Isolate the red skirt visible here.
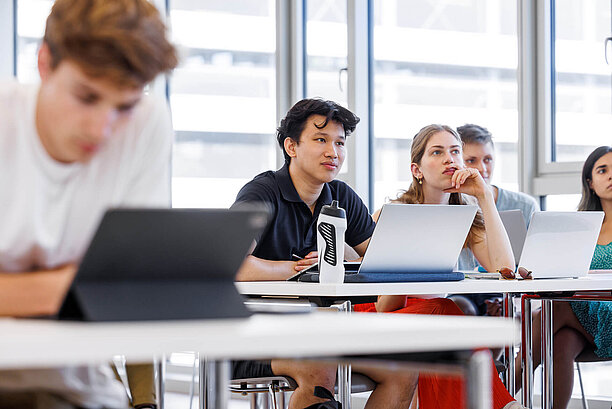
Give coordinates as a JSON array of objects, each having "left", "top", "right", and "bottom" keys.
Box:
[{"left": 354, "top": 298, "right": 514, "bottom": 409}]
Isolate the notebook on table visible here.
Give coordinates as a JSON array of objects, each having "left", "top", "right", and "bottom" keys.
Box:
[
  {"left": 59, "top": 208, "right": 268, "bottom": 321},
  {"left": 290, "top": 204, "right": 477, "bottom": 283}
]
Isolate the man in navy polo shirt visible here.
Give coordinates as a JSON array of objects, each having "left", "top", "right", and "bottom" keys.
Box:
[{"left": 231, "top": 99, "right": 417, "bottom": 409}]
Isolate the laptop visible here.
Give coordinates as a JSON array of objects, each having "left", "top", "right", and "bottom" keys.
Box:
[
  {"left": 59, "top": 208, "right": 268, "bottom": 321},
  {"left": 499, "top": 209, "right": 528, "bottom": 265},
  {"left": 291, "top": 204, "right": 477, "bottom": 282},
  {"left": 517, "top": 211, "right": 604, "bottom": 279}
]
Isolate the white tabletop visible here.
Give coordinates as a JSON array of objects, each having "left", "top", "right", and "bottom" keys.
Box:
[
  {"left": 236, "top": 272, "right": 612, "bottom": 298},
  {"left": 0, "top": 312, "right": 516, "bottom": 370}
]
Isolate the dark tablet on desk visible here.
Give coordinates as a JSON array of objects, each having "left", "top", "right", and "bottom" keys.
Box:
[{"left": 59, "top": 208, "right": 268, "bottom": 322}]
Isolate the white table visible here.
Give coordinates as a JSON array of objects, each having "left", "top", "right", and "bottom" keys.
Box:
[
  {"left": 0, "top": 312, "right": 515, "bottom": 409},
  {"left": 238, "top": 272, "right": 612, "bottom": 408},
  {"left": 236, "top": 272, "right": 612, "bottom": 298}
]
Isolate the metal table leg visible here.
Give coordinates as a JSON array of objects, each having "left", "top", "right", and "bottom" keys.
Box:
[
  {"left": 521, "top": 295, "right": 533, "bottom": 408},
  {"left": 503, "top": 293, "right": 516, "bottom": 396},
  {"left": 200, "top": 358, "right": 230, "bottom": 409},
  {"left": 466, "top": 349, "right": 492, "bottom": 409},
  {"left": 156, "top": 354, "right": 166, "bottom": 409},
  {"left": 541, "top": 299, "right": 554, "bottom": 409},
  {"left": 334, "top": 300, "right": 352, "bottom": 409}
]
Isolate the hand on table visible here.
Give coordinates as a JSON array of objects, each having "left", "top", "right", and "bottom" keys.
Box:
[{"left": 294, "top": 251, "right": 318, "bottom": 271}]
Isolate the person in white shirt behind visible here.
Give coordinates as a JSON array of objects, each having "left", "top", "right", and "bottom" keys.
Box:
[{"left": 0, "top": 0, "right": 178, "bottom": 408}]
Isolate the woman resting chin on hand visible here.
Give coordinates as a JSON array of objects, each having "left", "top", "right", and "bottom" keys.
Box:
[{"left": 355, "top": 124, "right": 520, "bottom": 409}]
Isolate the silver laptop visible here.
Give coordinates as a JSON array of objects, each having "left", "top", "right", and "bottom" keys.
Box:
[
  {"left": 518, "top": 211, "right": 604, "bottom": 279},
  {"left": 499, "top": 209, "right": 528, "bottom": 265},
  {"left": 359, "top": 204, "right": 478, "bottom": 274}
]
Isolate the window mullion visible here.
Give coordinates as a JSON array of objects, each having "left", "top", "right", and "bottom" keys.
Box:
[
  {"left": 276, "top": 0, "right": 305, "bottom": 169},
  {"left": 346, "top": 0, "right": 372, "bottom": 209},
  {"left": 517, "top": 0, "right": 538, "bottom": 196}
]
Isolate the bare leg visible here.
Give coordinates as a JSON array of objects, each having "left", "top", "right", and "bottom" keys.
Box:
[
  {"left": 514, "top": 302, "right": 596, "bottom": 389},
  {"left": 552, "top": 328, "right": 590, "bottom": 409},
  {"left": 448, "top": 295, "right": 478, "bottom": 316},
  {"left": 351, "top": 365, "right": 417, "bottom": 409},
  {"left": 271, "top": 360, "right": 336, "bottom": 409}
]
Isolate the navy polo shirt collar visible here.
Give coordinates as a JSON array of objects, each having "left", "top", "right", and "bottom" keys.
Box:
[
  {"left": 276, "top": 164, "right": 333, "bottom": 208},
  {"left": 276, "top": 164, "right": 302, "bottom": 203}
]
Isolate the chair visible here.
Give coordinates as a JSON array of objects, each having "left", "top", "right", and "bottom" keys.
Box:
[
  {"left": 230, "top": 373, "right": 376, "bottom": 409},
  {"left": 532, "top": 293, "right": 612, "bottom": 409},
  {"left": 574, "top": 348, "right": 610, "bottom": 409}
]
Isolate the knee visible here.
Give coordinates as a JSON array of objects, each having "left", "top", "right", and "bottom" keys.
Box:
[
  {"left": 448, "top": 295, "right": 478, "bottom": 316},
  {"left": 371, "top": 370, "right": 417, "bottom": 389},
  {"left": 375, "top": 373, "right": 418, "bottom": 402},
  {"left": 554, "top": 328, "right": 587, "bottom": 361},
  {"left": 291, "top": 364, "right": 336, "bottom": 390}
]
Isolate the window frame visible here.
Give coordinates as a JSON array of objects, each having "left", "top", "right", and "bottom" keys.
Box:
[
  {"left": 528, "top": 0, "right": 610, "bottom": 197},
  {"left": 5, "top": 0, "right": 610, "bottom": 206}
]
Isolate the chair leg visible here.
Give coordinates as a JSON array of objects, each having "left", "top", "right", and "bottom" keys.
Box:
[
  {"left": 278, "top": 390, "right": 288, "bottom": 409},
  {"left": 576, "top": 362, "right": 588, "bottom": 409},
  {"left": 268, "top": 384, "right": 279, "bottom": 409},
  {"left": 156, "top": 355, "right": 165, "bottom": 409},
  {"left": 252, "top": 392, "right": 270, "bottom": 409}
]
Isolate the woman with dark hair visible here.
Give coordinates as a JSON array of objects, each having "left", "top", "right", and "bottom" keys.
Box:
[
  {"left": 514, "top": 146, "right": 612, "bottom": 408},
  {"left": 355, "top": 124, "right": 523, "bottom": 409}
]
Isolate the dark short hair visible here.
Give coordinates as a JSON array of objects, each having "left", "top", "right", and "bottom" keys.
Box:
[
  {"left": 277, "top": 99, "right": 360, "bottom": 163},
  {"left": 457, "top": 124, "right": 494, "bottom": 147},
  {"left": 578, "top": 145, "right": 612, "bottom": 211}
]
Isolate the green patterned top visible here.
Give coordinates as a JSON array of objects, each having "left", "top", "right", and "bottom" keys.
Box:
[
  {"left": 590, "top": 241, "right": 612, "bottom": 270},
  {"left": 569, "top": 242, "right": 612, "bottom": 358}
]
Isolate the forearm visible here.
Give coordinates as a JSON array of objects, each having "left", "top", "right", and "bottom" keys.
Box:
[
  {"left": 476, "top": 191, "right": 515, "bottom": 270},
  {"left": 235, "top": 255, "right": 297, "bottom": 281},
  {"left": 0, "top": 264, "right": 77, "bottom": 317}
]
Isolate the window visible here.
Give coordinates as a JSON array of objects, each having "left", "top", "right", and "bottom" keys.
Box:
[
  {"left": 551, "top": 0, "right": 611, "bottom": 163},
  {"left": 306, "top": 0, "right": 348, "bottom": 107},
  {"left": 15, "top": 0, "right": 52, "bottom": 82},
  {"left": 544, "top": 194, "right": 581, "bottom": 211},
  {"left": 372, "top": 0, "right": 519, "bottom": 209},
  {"left": 305, "top": 0, "right": 349, "bottom": 177},
  {"left": 168, "top": 0, "right": 277, "bottom": 208}
]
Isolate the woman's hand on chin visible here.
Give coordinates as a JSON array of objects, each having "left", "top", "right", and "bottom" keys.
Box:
[{"left": 443, "top": 167, "right": 491, "bottom": 200}]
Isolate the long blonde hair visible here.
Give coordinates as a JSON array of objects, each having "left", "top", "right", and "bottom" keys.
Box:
[{"left": 393, "top": 124, "right": 485, "bottom": 247}]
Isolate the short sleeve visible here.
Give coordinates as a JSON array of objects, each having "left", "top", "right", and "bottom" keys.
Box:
[
  {"left": 231, "top": 178, "right": 278, "bottom": 248},
  {"left": 523, "top": 196, "right": 540, "bottom": 227},
  {"left": 232, "top": 179, "right": 277, "bottom": 215},
  {"left": 341, "top": 185, "right": 375, "bottom": 247}
]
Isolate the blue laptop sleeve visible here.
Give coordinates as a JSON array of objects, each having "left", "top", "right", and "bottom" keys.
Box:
[{"left": 297, "top": 271, "right": 464, "bottom": 283}]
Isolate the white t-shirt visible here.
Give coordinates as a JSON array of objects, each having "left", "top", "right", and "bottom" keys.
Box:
[{"left": 0, "top": 80, "right": 173, "bottom": 408}]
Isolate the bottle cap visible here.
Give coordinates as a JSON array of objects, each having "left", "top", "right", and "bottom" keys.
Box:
[{"left": 320, "top": 200, "right": 346, "bottom": 218}]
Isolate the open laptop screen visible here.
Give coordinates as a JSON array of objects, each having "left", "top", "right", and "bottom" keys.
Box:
[{"left": 359, "top": 204, "right": 477, "bottom": 274}]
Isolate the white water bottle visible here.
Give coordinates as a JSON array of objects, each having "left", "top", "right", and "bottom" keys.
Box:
[{"left": 317, "top": 200, "right": 347, "bottom": 283}]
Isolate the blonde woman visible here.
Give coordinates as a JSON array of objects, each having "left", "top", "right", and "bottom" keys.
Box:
[{"left": 355, "top": 124, "right": 521, "bottom": 409}]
